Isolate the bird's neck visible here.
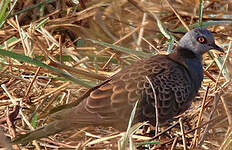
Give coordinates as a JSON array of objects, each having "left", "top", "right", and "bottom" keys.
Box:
[
  {"left": 168, "top": 46, "right": 203, "bottom": 89},
  {"left": 168, "top": 46, "right": 202, "bottom": 66},
  {"left": 169, "top": 46, "right": 202, "bottom": 60}
]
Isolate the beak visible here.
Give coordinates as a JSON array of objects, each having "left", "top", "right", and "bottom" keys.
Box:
[{"left": 212, "top": 43, "right": 224, "bottom": 53}]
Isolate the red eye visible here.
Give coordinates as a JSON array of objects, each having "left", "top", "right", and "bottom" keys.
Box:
[{"left": 197, "top": 36, "right": 207, "bottom": 44}]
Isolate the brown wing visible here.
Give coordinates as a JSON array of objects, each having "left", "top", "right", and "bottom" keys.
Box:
[{"left": 56, "top": 55, "right": 194, "bottom": 129}]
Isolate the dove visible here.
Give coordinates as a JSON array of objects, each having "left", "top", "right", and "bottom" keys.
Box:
[{"left": 12, "top": 28, "right": 224, "bottom": 144}]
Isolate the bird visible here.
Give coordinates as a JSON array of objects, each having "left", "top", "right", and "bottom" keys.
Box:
[{"left": 12, "top": 28, "right": 224, "bottom": 144}]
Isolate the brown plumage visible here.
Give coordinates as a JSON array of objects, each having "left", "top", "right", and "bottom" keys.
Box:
[{"left": 12, "top": 28, "right": 224, "bottom": 144}]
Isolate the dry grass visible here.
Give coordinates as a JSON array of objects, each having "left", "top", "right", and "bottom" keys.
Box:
[{"left": 0, "top": 0, "right": 232, "bottom": 149}]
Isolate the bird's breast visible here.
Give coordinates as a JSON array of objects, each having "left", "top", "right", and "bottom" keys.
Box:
[{"left": 185, "top": 58, "right": 203, "bottom": 90}]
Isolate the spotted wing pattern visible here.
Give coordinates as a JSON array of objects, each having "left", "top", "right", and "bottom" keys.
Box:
[{"left": 66, "top": 55, "right": 195, "bottom": 129}]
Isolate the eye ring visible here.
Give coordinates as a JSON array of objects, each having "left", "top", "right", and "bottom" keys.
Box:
[{"left": 197, "top": 36, "right": 207, "bottom": 44}]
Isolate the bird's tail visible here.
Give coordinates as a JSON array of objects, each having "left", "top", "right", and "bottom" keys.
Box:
[{"left": 11, "top": 120, "right": 69, "bottom": 145}]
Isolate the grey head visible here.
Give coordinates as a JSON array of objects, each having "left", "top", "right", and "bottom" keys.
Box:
[{"left": 178, "top": 28, "right": 224, "bottom": 55}]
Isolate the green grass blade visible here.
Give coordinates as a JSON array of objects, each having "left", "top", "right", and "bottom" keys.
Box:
[
  {"left": 36, "top": 17, "right": 49, "bottom": 29},
  {"left": 0, "top": 0, "right": 17, "bottom": 28},
  {"left": 31, "top": 113, "right": 38, "bottom": 128},
  {"left": 121, "top": 100, "right": 139, "bottom": 150},
  {"left": 0, "top": 49, "right": 94, "bottom": 88},
  {"left": 167, "top": 38, "right": 175, "bottom": 54},
  {"left": 0, "top": 36, "right": 18, "bottom": 49},
  {"left": 135, "top": 140, "right": 161, "bottom": 146},
  {"left": 199, "top": 0, "right": 204, "bottom": 27},
  {"left": 7, "top": 0, "right": 56, "bottom": 19},
  {"left": 172, "top": 21, "right": 232, "bottom": 33},
  {"left": 0, "top": 0, "right": 10, "bottom": 22},
  {"left": 151, "top": 13, "right": 176, "bottom": 41},
  {"left": 88, "top": 39, "right": 152, "bottom": 58}
]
